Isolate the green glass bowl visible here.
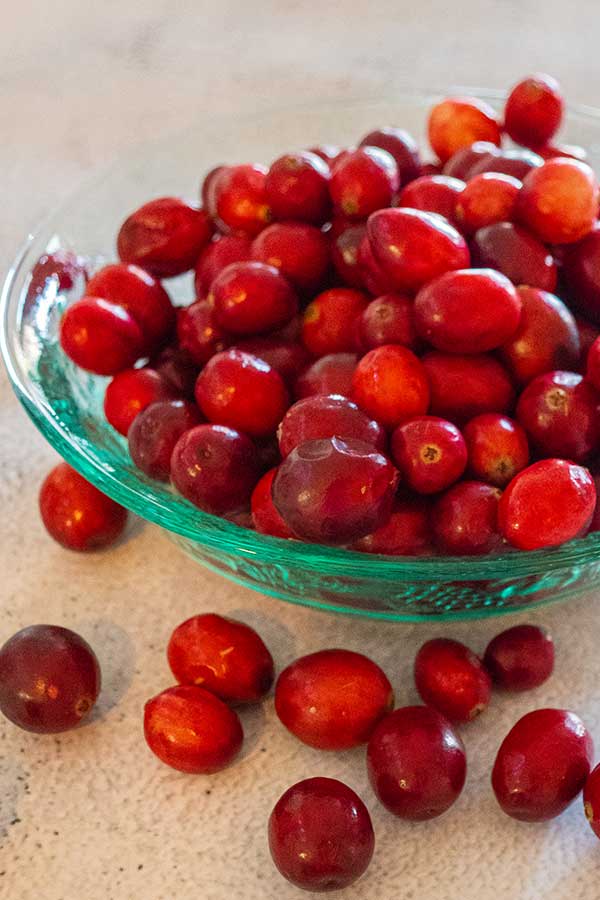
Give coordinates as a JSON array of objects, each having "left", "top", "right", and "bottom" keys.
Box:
[{"left": 3, "top": 89, "right": 600, "bottom": 621}]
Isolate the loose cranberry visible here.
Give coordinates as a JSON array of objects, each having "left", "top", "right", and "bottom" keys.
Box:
[
  {"left": 307, "top": 144, "right": 342, "bottom": 164},
  {"left": 301, "top": 288, "right": 369, "bottom": 356},
  {"left": 251, "top": 468, "right": 293, "bottom": 538},
  {"left": 432, "top": 480, "right": 503, "bottom": 555},
  {"left": 251, "top": 222, "right": 330, "bottom": 294},
  {"left": 584, "top": 764, "right": 600, "bottom": 838},
  {"left": 492, "top": 708, "right": 593, "bottom": 821},
  {"left": 210, "top": 261, "right": 297, "bottom": 337},
  {"left": 170, "top": 424, "right": 260, "bottom": 514},
  {"left": 294, "top": 353, "right": 358, "bottom": 400},
  {"left": 442, "top": 141, "right": 500, "bottom": 180},
  {"left": 195, "top": 350, "right": 289, "bottom": 438},
  {"left": 563, "top": 225, "right": 600, "bottom": 323},
  {"left": 455, "top": 173, "right": 521, "bottom": 234},
  {"left": 194, "top": 235, "right": 252, "bottom": 297},
  {"left": 200, "top": 165, "right": 225, "bottom": 211},
  {"left": 232, "top": 337, "right": 309, "bottom": 384},
  {"left": 0, "top": 625, "right": 101, "bottom": 733},
  {"left": 213, "top": 164, "right": 271, "bottom": 236},
  {"left": 398, "top": 175, "right": 465, "bottom": 226},
  {"left": 275, "top": 648, "right": 393, "bottom": 750},
  {"left": 422, "top": 352, "right": 515, "bottom": 424},
  {"left": 391, "top": 416, "right": 467, "bottom": 495},
  {"left": 176, "top": 300, "right": 229, "bottom": 366},
  {"left": 498, "top": 458, "right": 596, "bottom": 550},
  {"left": 414, "top": 638, "right": 491, "bottom": 722},
  {"left": 517, "top": 159, "right": 599, "bottom": 245},
  {"left": 167, "top": 612, "right": 273, "bottom": 703},
  {"left": 330, "top": 223, "right": 368, "bottom": 288},
  {"left": 367, "top": 705, "right": 466, "bottom": 819},
  {"left": 352, "top": 345, "right": 430, "bottom": 429},
  {"left": 499, "top": 286, "right": 580, "bottom": 385},
  {"left": 353, "top": 496, "right": 433, "bottom": 555},
  {"left": 330, "top": 147, "right": 399, "bottom": 219},
  {"left": 278, "top": 394, "right": 386, "bottom": 458},
  {"left": 539, "top": 142, "right": 588, "bottom": 162},
  {"left": 470, "top": 221, "right": 557, "bottom": 291},
  {"left": 273, "top": 436, "right": 398, "bottom": 544},
  {"left": 469, "top": 146, "right": 544, "bottom": 180},
  {"left": 128, "top": 399, "right": 200, "bottom": 481},
  {"left": 29, "top": 249, "right": 87, "bottom": 296},
  {"left": 268, "top": 777, "right": 374, "bottom": 891},
  {"left": 265, "top": 152, "right": 331, "bottom": 224},
  {"left": 367, "top": 208, "right": 470, "bottom": 293},
  {"left": 60, "top": 297, "right": 143, "bottom": 375},
  {"left": 428, "top": 97, "right": 501, "bottom": 163},
  {"left": 150, "top": 344, "right": 199, "bottom": 398},
  {"left": 359, "top": 127, "right": 421, "bottom": 184},
  {"left": 463, "top": 413, "right": 529, "bottom": 488},
  {"left": 104, "top": 368, "right": 176, "bottom": 436},
  {"left": 504, "top": 74, "right": 564, "bottom": 148},
  {"left": 357, "top": 293, "right": 417, "bottom": 350},
  {"left": 144, "top": 685, "right": 243, "bottom": 773},
  {"left": 414, "top": 269, "right": 521, "bottom": 354},
  {"left": 516, "top": 370, "right": 600, "bottom": 462},
  {"left": 357, "top": 235, "right": 397, "bottom": 295},
  {"left": 484, "top": 624, "right": 554, "bottom": 691}
]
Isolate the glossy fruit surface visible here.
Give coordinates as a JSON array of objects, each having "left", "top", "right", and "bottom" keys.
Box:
[
  {"left": 463, "top": 414, "right": 529, "bottom": 488},
  {"left": 586, "top": 336, "right": 600, "bottom": 391},
  {"left": 432, "top": 481, "right": 503, "bottom": 556},
  {"left": 398, "top": 174, "right": 465, "bottom": 226},
  {"left": 584, "top": 764, "right": 600, "bottom": 839},
  {"left": 213, "top": 164, "right": 271, "bottom": 236},
  {"left": 251, "top": 468, "right": 293, "bottom": 538},
  {"left": 469, "top": 147, "right": 543, "bottom": 181},
  {"left": 484, "top": 624, "right": 554, "bottom": 691},
  {"left": 265, "top": 151, "right": 331, "bottom": 224},
  {"left": 194, "top": 235, "right": 252, "bottom": 297},
  {"left": 60, "top": 297, "right": 143, "bottom": 375},
  {"left": 470, "top": 222, "right": 557, "bottom": 292},
  {"left": 414, "top": 638, "right": 491, "bottom": 722},
  {"left": 302, "top": 288, "right": 369, "bottom": 356},
  {"left": 563, "top": 225, "right": 600, "bottom": 324},
  {"left": 352, "top": 344, "right": 430, "bottom": 429},
  {"left": 176, "top": 300, "right": 229, "bottom": 366},
  {"left": 391, "top": 416, "right": 467, "bottom": 494},
  {"left": 517, "top": 158, "right": 599, "bottom": 244},
  {"left": 330, "top": 223, "right": 368, "bottom": 288},
  {"left": 428, "top": 97, "right": 501, "bottom": 162},
  {"left": 359, "top": 127, "right": 421, "bottom": 184},
  {"left": 104, "top": 368, "right": 176, "bottom": 436},
  {"left": 442, "top": 141, "right": 500, "bottom": 180},
  {"left": 278, "top": 394, "right": 385, "bottom": 458},
  {"left": 210, "top": 261, "right": 297, "bottom": 336},
  {"left": 455, "top": 173, "right": 521, "bottom": 234},
  {"left": 423, "top": 352, "right": 514, "bottom": 423},
  {"left": 357, "top": 293, "right": 417, "bottom": 350},
  {"left": 504, "top": 74, "right": 564, "bottom": 148},
  {"left": 353, "top": 496, "right": 432, "bottom": 555},
  {"left": 251, "top": 222, "right": 330, "bottom": 294},
  {"left": 294, "top": 353, "right": 358, "bottom": 400},
  {"left": 357, "top": 234, "right": 397, "bottom": 295},
  {"left": 232, "top": 337, "right": 309, "bottom": 385},
  {"left": 128, "top": 399, "right": 201, "bottom": 481},
  {"left": 330, "top": 147, "right": 399, "bottom": 219}
]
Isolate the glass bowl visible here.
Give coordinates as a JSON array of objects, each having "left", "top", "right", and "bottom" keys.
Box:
[{"left": 3, "top": 89, "right": 600, "bottom": 622}]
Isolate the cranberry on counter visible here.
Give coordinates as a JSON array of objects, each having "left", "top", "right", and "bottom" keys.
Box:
[
  {"left": 484, "top": 624, "right": 555, "bottom": 691},
  {"left": 584, "top": 764, "right": 600, "bottom": 839},
  {"left": 414, "top": 638, "right": 491, "bottom": 722}
]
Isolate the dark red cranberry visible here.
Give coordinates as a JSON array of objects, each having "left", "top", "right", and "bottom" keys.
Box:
[
  {"left": 463, "top": 413, "right": 529, "bottom": 488},
  {"left": 269, "top": 778, "right": 374, "bottom": 891},
  {"left": 302, "top": 288, "right": 369, "bottom": 356},
  {"left": 213, "top": 164, "right": 271, "bottom": 236},
  {"left": 391, "top": 416, "right": 467, "bottom": 494},
  {"left": 398, "top": 175, "right": 465, "bottom": 226},
  {"left": 330, "top": 147, "right": 399, "bottom": 219},
  {"left": 484, "top": 624, "right": 554, "bottom": 691},
  {"left": 357, "top": 293, "right": 417, "bottom": 350},
  {"left": 28, "top": 249, "right": 87, "bottom": 297},
  {"left": 442, "top": 141, "right": 500, "bottom": 180},
  {"left": 432, "top": 480, "right": 503, "bottom": 555},
  {"left": 251, "top": 468, "right": 293, "bottom": 538},
  {"left": 353, "top": 496, "right": 433, "bottom": 555},
  {"left": 0, "top": 625, "right": 100, "bottom": 733},
  {"left": 584, "top": 764, "right": 600, "bottom": 838},
  {"left": 200, "top": 165, "right": 225, "bottom": 211},
  {"left": 272, "top": 436, "right": 398, "bottom": 544},
  {"left": 455, "top": 173, "right": 521, "bottom": 234},
  {"left": 563, "top": 225, "right": 600, "bottom": 324},
  {"left": 428, "top": 97, "right": 501, "bottom": 163},
  {"left": 294, "top": 353, "right": 358, "bottom": 400},
  {"left": 330, "top": 223, "right": 368, "bottom": 288},
  {"left": 492, "top": 709, "right": 593, "bottom": 821},
  {"left": 251, "top": 222, "right": 330, "bottom": 294},
  {"left": 60, "top": 297, "right": 143, "bottom": 375},
  {"left": 419, "top": 162, "right": 442, "bottom": 176},
  {"left": 469, "top": 147, "right": 544, "bottom": 180},
  {"left": 307, "top": 144, "right": 342, "bottom": 164},
  {"left": 275, "top": 649, "right": 393, "bottom": 750},
  {"left": 470, "top": 221, "right": 557, "bottom": 291},
  {"left": 210, "top": 261, "right": 297, "bottom": 336},
  {"left": 278, "top": 394, "right": 385, "bottom": 458},
  {"left": 587, "top": 336, "right": 600, "bottom": 392},
  {"left": 504, "top": 74, "right": 564, "bottom": 148},
  {"left": 176, "top": 300, "right": 229, "bottom": 366},
  {"left": 367, "top": 705, "right": 467, "bottom": 819},
  {"left": 194, "top": 235, "right": 252, "bottom": 297},
  {"left": 104, "top": 368, "right": 176, "bottom": 436},
  {"left": 128, "top": 399, "right": 200, "bottom": 481},
  {"left": 517, "top": 158, "right": 599, "bottom": 245},
  {"left": 414, "top": 638, "right": 491, "bottom": 722},
  {"left": 357, "top": 235, "right": 397, "bottom": 295},
  {"left": 232, "top": 337, "right": 309, "bottom": 384},
  {"left": 359, "top": 127, "right": 421, "bottom": 184},
  {"left": 422, "top": 352, "right": 515, "bottom": 424},
  {"left": 539, "top": 142, "right": 588, "bottom": 162},
  {"left": 149, "top": 344, "right": 199, "bottom": 398},
  {"left": 352, "top": 344, "right": 430, "bottom": 429},
  {"left": 265, "top": 152, "right": 331, "bottom": 224}
]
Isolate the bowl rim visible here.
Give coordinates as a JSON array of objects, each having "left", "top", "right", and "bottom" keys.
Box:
[{"left": 3, "top": 87, "right": 600, "bottom": 582}]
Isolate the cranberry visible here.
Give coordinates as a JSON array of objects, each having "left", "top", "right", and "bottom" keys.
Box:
[
  {"left": 504, "top": 74, "right": 564, "bottom": 148},
  {"left": 232, "top": 337, "right": 309, "bottom": 384},
  {"left": 294, "top": 353, "right": 357, "bottom": 400},
  {"left": 128, "top": 399, "right": 200, "bottom": 481},
  {"left": 330, "top": 223, "right": 368, "bottom": 288},
  {"left": 167, "top": 612, "right": 273, "bottom": 703},
  {"left": 144, "top": 685, "right": 243, "bottom": 773},
  {"left": 442, "top": 141, "right": 500, "bottom": 180},
  {"left": 463, "top": 413, "right": 529, "bottom": 488},
  {"left": 301, "top": 288, "right": 368, "bottom": 356},
  {"left": 307, "top": 144, "right": 342, "bottom": 164},
  {"left": 210, "top": 261, "right": 297, "bottom": 336},
  {"left": 470, "top": 222, "right": 557, "bottom": 291},
  {"left": 176, "top": 300, "right": 229, "bottom": 366},
  {"left": 353, "top": 496, "right": 432, "bottom": 555},
  {"left": 422, "top": 352, "right": 515, "bottom": 424},
  {"left": 484, "top": 624, "right": 554, "bottom": 691},
  {"left": 577, "top": 317, "right": 600, "bottom": 367},
  {"left": 0, "top": 625, "right": 100, "bottom": 733},
  {"left": 419, "top": 163, "right": 443, "bottom": 176},
  {"left": 330, "top": 147, "right": 399, "bottom": 219},
  {"left": 539, "top": 142, "right": 588, "bottom": 162},
  {"left": 517, "top": 159, "right": 599, "bottom": 245},
  {"left": 367, "top": 705, "right": 466, "bottom": 819},
  {"left": 39, "top": 462, "right": 126, "bottom": 551},
  {"left": 251, "top": 468, "right": 293, "bottom": 538},
  {"left": 213, "top": 164, "right": 271, "bottom": 236},
  {"left": 432, "top": 480, "right": 503, "bottom": 556},
  {"left": 367, "top": 208, "right": 470, "bottom": 293},
  {"left": 29, "top": 249, "right": 87, "bottom": 296},
  {"left": 500, "top": 286, "right": 580, "bottom": 385},
  {"left": 171, "top": 424, "right": 260, "bottom": 514},
  {"left": 398, "top": 175, "right": 465, "bottom": 226},
  {"left": 268, "top": 777, "right": 374, "bottom": 891},
  {"left": 194, "top": 235, "right": 252, "bottom": 297},
  {"left": 275, "top": 648, "right": 393, "bottom": 750},
  {"left": 587, "top": 336, "right": 600, "bottom": 392},
  {"left": 455, "top": 173, "right": 521, "bottom": 234},
  {"left": 251, "top": 222, "right": 330, "bottom": 294},
  {"left": 359, "top": 127, "right": 421, "bottom": 184},
  {"left": 492, "top": 708, "right": 593, "bottom": 821},
  {"left": 150, "top": 344, "right": 199, "bottom": 398},
  {"left": 104, "top": 368, "right": 176, "bottom": 436},
  {"left": 357, "top": 293, "right": 417, "bottom": 351},
  {"left": 265, "top": 152, "right": 331, "bottom": 224},
  {"left": 278, "top": 394, "right": 386, "bottom": 458},
  {"left": 428, "top": 97, "right": 501, "bottom": 163},
  {"left": 60, "top": 297, "right": 143, "bottom": 375},
  {"left": 357, "top": 235, "right": 397, "bottom": 295},
  {"left": 273, "top": 436, "right": 398, "bottom": 544},
  {"left": 469, "top": 146, "right": 544, "bottom": 180},
  {"left": 391, "top": 416, "right": 467, "bottom": 495},
  {"left": 200, "top": 165, "right": 225, "bottom": 211},
  {"left": 563, "top": 225, "right": 600, "bottom": 323},
  {"left": 352, "top": 345, "right": 430, "bottom": 429},
  {"left": 584, "top": 764, "right": 600, "bottom": 838},
  {"left": 414, "top": 638, "right": 491, "bottom": 722}
]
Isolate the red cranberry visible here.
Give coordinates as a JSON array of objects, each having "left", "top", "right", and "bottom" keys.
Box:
[
  {"left": 517, "top": 159, "right": 599, "bottom": 244},
  {"left": 587, "top": 336, "right": 600, "bottom": 391},
  {"left": 330, "top": 147, "right": 399, "bottom": 219},
  {"left": 210, "top": 261, "right": 297, "bottom": 336},
  {"left": 432, "top": 480, "right": 503, "bottom": 555},
  {"left": 584, "top": 764, "right": 600, "bottom": 838},
  {"left": 302, "top": 288, "right": 368, "bottom": 356},
  {"left": 251, "top": 222, "right": 330, "bottom": 294},
  {"left": 170, "top": 424, "right": 260, "bottom": 514},
  {"left": 442, "top": 141, "right": 500, "bottom": 180},
  {"left": 367, "top": 208, "right": 470, "bottom": 293},
  {"left": 268, "top": 777, "right": 374, "bottom": 891},
  {"left": 128, "top": 399, "right": 200, "bottom": 481},
  {"left": 195, "top": 350, "right": 289, "bottom": 438},
  {"left": 455, "top": 173, "right": 521, "bottom": 234},
  {"left": 357, "top": 235, "right": 397, "bottom": 295},
  {"left": 60, "top": 297, "right": 143, "bottom": 375},
  {"left": 273, "top": 436, "right": 398, "bottom": 544},
  {"left": 470, "top": 222, "right": 557, "bottom": 291},
  {"left": 278, "top": 394, "right": 386, "bottom": 458},
  {"left": 539, "top": 142, "right": 588, "bottom": 162},
  {"left": 176, "top": 300, "right": 229, "bottom": 366},
  {"left": 144, "top": 685, "right": 243, "bottom": 773},
  {"left": 251, "top": 468, "right": 293, "bottom": 538},
  {"left": 104, "top": 368, "right": 175, "bottom": 436},
  {"left": 391, "top": 416, "right": 467, "bottom": 494},
  {"left": 577, "top": 317, "right": 600, "bottom": 367},
  {"left": 0, "top": 625, "right": 100, "bottom": 733},
  {"left": 359, "top": 127, "right": 421, "bottom": 184},
  {"left": 330, "top": 223, "right": 368, "bottom": 288},
  {"left": 422, "top": 352, "right": 515, "bottom": 424},
  {"left": 307, "top": 144, "right": 341, "bottom": 164},
  {"left": 484, "top": 624, "right": 554, "bottom": 691},
  {"left": 200, "top": 165, "right": 225, "bottom": 211},
  {"left": 294, "top": 353, "right": 358, "bottom": 400},
  {"left": 194, "top": 235, "right": 252, "bottom": 297},
  {"left": 419, "top": 162, "right": 442, "bottom": 176},
  {"left": 414, "top": 638, "right": 491, "bottom": 722},
  {"left": 504, "top": 74, "right": 564, "bottom": 148},
  {"left": 150, "top": 344, "right": 199, "bottom": 398},
  {"left": 463, "top": 413, "right": 529, "bottom": 488},
  {"left": 469, "top": 147, "right": 544, "bottom": 180},
  {"left": 265, "top": 152, "right": 331, "bottom": 224},
  {"left": 29, "top": 249, "right": 87, "bottom": 296},
  {"left": 358, "top": 293, "right": 417, "bottom": 350},
  {"left": 232, "top": 337, "right": 309, "bottom": 384},
  {"left": 500, "top": 286, "right": 580, "bottom": 385},
  {"left": 492, "top": 709, "right": 593, "bottom": 821},
  {"left": 563, "top": 225, "right": 600, "bottom": 324},
  {"left": 398, "top": 175, "right": 465, "bottom": 226},
  {"left": 367, "top": 705, "right": 467, "bottom": 819},
  {"left": 352, "top": 345, "right": 430, "bottom": 429},
  {"left": 353, "top": 496, "right": 432, "bottom": 555},
  {"left": 167, "top": 612, "right": 273, "bottom": 703},
  {"left": 275, "top": 648, "right": 393, "bottom": 750},
  {"left": 213, "top": 164, "right": 271, "bottom": 236},
  {"left": 428, "top": 97, "right": 501, "bottom": 163}
]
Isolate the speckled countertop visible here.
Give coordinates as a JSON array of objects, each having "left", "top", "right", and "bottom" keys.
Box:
[{"left": 3, "top": 3, "right": 600, "bottom": 898}]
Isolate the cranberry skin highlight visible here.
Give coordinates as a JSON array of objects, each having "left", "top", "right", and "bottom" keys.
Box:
[
  {"left": 104, "top": 368, "right": 176, "bottom": 436},
  {"left": 484, "top": 624, "right": 554, "bottom": 691},
  {"left": 213, "top": 164, "right": 271, "bottom": 236},
  {"left": 301, "top": 288, "right": 369, "bottom": 356},
  {"left": 463, "top": 413, "right": 530, "bottom": 488},
  {"left": 428, "top": 96, "right": 501, "bottom": 162},
  {"left": 516, "top": 158, "right": 599, "bottom": 245},
  {"left": 414, "top": 638, "right": 491, "bottom": 722},
  {"left": 128, "top": 399, "right": 201, "bottom": 481},
  {"left": 251, "top": 222, "right": 330, "bottom": 294},
  {"left": 210, "top": 261, "right": 298, "bottom": 336},
  {"left": 330, "top": 146, "right": 399, "bottom": 219},
  {"left": 60, "top": 297, "right": 143, "bottom": 375},
  {"left": 265, "top": 151, "right": 331, "bottom": 225},
  {"left": 278, "top": 394, "right": 386, "bottom": 458}
]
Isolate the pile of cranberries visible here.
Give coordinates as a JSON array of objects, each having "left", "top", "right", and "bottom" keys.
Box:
[{"left": 49, "top": 71, "right": 600, "bottom": 557}]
